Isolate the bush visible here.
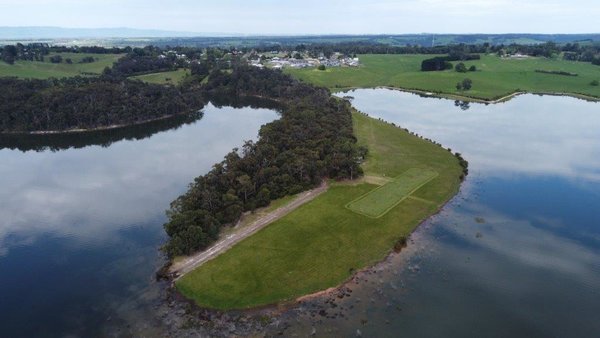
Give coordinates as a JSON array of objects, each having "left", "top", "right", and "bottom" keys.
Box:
[
  {"left": 317, "top": 64, "right": 326, "bottom": 71},
  {"left": 421, "top": 57, "right": 453, "bottom": 71},
  {"left": 455, "top": 62, "right": 467, "bottom": 73},
  {"left": 469, "top": 65, "right": 477, "bottom": 72},
  {"left": 462, "top": 78, "right": 473, "bottom": 90},
  {"left": 457, "top": 78, "right": 473, "bottom": 91},
  {"left": 591, "top": 80, "right": 599, "bottom": 86},
  {"left": 49, "top": 55, "right": 63, "bottom": 63}
]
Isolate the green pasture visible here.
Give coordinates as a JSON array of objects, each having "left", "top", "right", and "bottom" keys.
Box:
[
  {"left": 130, "top": 68, "right": 190, "bottom": 84},
  {"left": 286, "top": 54, "right": 600, "bottom": 101},
  {"left": 175, "top": 112, "right": 463, "bottom": 310},
  {"left": 0, "top": 52, "right": 122, "bottom": 79}
]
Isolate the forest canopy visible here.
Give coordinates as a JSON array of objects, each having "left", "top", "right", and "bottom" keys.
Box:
[
  {"left": 0, "top": 76, "right": 203, "bottom": 132},
  {"left": 162, "top": 66, "right": 365, "bottom": 257}
]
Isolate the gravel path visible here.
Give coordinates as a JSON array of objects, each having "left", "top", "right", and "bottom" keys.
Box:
[{"left": 171, "top": 181, "right": 328, "bottom": 280}]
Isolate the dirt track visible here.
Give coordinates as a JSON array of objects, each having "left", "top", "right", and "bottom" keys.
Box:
[{"left": 171, "top": 181, "right": 328, "bottom": 280}]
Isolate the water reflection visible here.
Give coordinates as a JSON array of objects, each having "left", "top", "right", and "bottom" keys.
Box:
[
  {"left": 454, "top": 100, "right": 471, "bottom": 110},
  {"left": 346, "top": 89, "right": 600, "bottom": 181},
  {"left": 0, "top": 95, "right": 282, "bottom": 153},
  {"left": 0, "top": 103, "right": 278, "bottom": 336}
]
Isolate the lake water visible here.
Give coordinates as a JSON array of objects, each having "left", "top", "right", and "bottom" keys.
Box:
[
  {"left": 272, "top": 89, "right": 600, "bottom": 337},
  {"left": 0, "top": 103, "right": 278, "bottom": 337},
  {"left": 2, "top": 90, "right": 599, "bottom": 337}
]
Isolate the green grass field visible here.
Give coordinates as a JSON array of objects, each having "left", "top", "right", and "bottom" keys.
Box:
[
  {"left": 286, "top": 54, "right": 600, "bottom": 101},
  {"left": 130, "top": 68, "right": 190, "bottom": 84},
  {"left": 0, "top": 52, "right": 122, "bottom": 79},
  {"left": 175, "top": 112, "right": 463, "bottom": 310},
  {"left": 347, "top": 168, "right": 438, "bottom": 218}
]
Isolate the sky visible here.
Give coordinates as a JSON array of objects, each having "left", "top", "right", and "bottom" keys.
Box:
[{"left": 0, "top": 0, "right": 598, "bottom": 35}]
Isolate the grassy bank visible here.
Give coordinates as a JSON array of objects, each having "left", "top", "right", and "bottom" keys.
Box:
[
  {"left": 175, "top": 111, "right": 463, "bottom": 310},
  {"left": 286, "top": 54, "right": 600, "bottom": 101},
  {"left": 0, "top": 53, "right": 122, "bottom": 79},
  {"left": 130, "top": 68, "right": 190, "bottom": 84}
]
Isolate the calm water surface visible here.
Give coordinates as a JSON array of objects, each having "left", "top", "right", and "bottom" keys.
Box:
[
  {"left": 1, "top": 90, "right": 599, "bottom": 337},
  {"left": 274, "top": 90, "right": 600, "bottom": 337},
  {"left": 0, "top": 104, "right": 278, "bottom": 337}
]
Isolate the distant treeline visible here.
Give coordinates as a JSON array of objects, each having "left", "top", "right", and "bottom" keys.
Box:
[
  {"left": 0, "top": 76, "right": 204, "bottom": 132},
  {"left": 162, "top": 66, "right": 365, "bottom": 257},
  {"left": 148, "top": 34, "right": 600, "bottom": 49},
  {"left": 420, "top": 54, "right": 481, "bottom": 72},
  {"left": 0, "top": 43, "right": 127, "bottom": 64},
  {"left": 105, "top": 45, "right": 235, "bottom": 77}
]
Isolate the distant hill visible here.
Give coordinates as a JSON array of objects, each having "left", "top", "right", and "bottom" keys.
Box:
[
  {"left": 0, "top": 26, "right": 238, "bottom": 39},
  {"left": 1, "top": 28, "right": 599, "bottom": 47},
  {"left": 141, "top": 33, "right": 600, "bottom": 48}
]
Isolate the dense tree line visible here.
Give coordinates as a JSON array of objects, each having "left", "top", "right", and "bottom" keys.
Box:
[
  {"left": 0, "top": 43, "right": 127, "bottom": 64},
  {"left": 162, "top": 66, "right": 365, "bottom": 257},
  {"left": 2, "top": 43, "right": 47, "bottom": 64},
  {"left": 107, "top": 46, "right": 180, "bottom": 76},
  {"left": 0, "top": 111, "right": 202, "bottom": 152},
  {"left": 421, "top": 54, "right": 481, "bottom": 71},
  {"left": 0, "top": 76, "right": 204, "bottom": 132}
]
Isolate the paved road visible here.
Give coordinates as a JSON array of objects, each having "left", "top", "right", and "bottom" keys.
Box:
[{"left": 171, "top": 181, "right": 328, "bottom": 280}]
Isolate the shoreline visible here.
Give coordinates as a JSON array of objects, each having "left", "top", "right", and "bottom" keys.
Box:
[
  {"left": 334, "top": 86, "right": 600, "bottom": 104},
  {"left": 0, "top": 111, "right": 197, "bottom": 135},
  {"left": 166, "top": 175, "right": 462, "bottom": 319},
  {"left": 167, "top": 107, "right": 465, "bottom": 315}
]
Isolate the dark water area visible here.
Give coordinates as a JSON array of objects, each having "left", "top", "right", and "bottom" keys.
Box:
[
  {"left": 270, "top": 90, "right": 600, "bottom": 337},
  {"left": 0, "top": 103, "right": 278, "bottom": 337}
]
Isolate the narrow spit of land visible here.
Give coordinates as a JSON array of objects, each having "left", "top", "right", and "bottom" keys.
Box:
[
  {"left": 175, "top": 111, "right": 463, "bottom": 310},
  {"left": 170, "top": 181, "right": 328, "bottom": 279}
]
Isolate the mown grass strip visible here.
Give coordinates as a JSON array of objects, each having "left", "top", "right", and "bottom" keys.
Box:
[{"left": 346, "top": 168, "right": 438, "bottom": 218}]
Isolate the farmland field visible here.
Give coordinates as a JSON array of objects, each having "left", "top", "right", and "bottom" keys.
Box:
[
  {"left": 0, "top": 52, "right": 122, "bottom": 79},
  {"left": 286, "top": 54, "right": 600, "bottom": 101},
  {"left": 130, "top": 68, "right": 190, "bottom": 84}
]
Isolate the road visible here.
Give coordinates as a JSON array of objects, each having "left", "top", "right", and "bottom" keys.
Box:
[{"left": 171, "top": 181, "right": 328, "bottom": 280}]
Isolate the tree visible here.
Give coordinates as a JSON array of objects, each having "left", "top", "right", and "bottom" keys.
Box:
[
  {"left": 49, "top": 55, "right": 63, "bottom": 63},
  {"left": 455, "top": 62, "right": 467, "bottom": 73},
  {"left": 461, "top": 78, "right": 473, "bottom": 90},
  {"left": 191, "top": 62, "right": 209, "bottom": 78},
  {"left": 2, "top": 45, "right": 17, "bottom": 64}
]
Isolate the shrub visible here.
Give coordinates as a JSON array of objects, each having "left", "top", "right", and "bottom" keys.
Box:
[
  {"left": 455, "top": 62, "right": 467, "bottom": 73},
  {"left": 317, "top": 64, "right": 326, "bottom": 71},
  {"left": 469, "top": 65, "right": 477, "bottom": 72},
  {"left": 591, "top": 80, "right": 599, "bottom": 86},
  {"left": 462, "top": 78, "right": 473, "bottom": 90}
]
